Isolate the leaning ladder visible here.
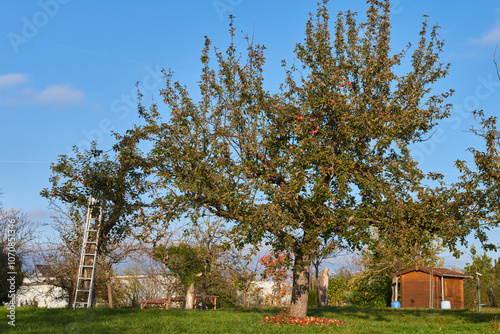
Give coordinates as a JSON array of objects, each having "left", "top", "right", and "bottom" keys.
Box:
[{"left": 73, "top": 195, "right": 102, "bottom": 309}]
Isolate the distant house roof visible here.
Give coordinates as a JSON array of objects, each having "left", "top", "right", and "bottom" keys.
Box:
[{"left": 393, "top": 266, "right": 472, "bottom": 278}]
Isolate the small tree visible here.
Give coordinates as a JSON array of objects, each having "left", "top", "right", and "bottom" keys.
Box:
[
  {"left": 154, "top": 243, "right": 205, "bottom": 309},
  {"left": 35, "top": 204, "right": 141, "bottom": 307},
  {"left": 347, "top": 236, "right": 444, "bottom": 307},
  {"left": 0, "top": 196, "right": 33, "bottom": 305},
  {"left": 259, "top": 251, "right": 292, "bottom": 307},
  {"left": 464, "top": 247, "right": 500, "bottom": 308},
  {"left": 225, "top": 249, "right": 260, "bottom": 307},
  {"left": 0, "top": 247, "right": 23, "bottom": 305}
]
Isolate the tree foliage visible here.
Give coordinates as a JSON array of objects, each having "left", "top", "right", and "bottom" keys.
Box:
[
  {"left": 0, "top": 247, "right": 23, "bottom": 305},
  {"left": 455, "top": 110, "right": 500, "bottom": 252},
  {"left": 259, "top": 251, "right": 292, "bottom": 307},
  {"left": 464, "top": 248, "right": 500, "bottom": 307},
  {"left": 41, "top": 142, "right": 149, "bottom": 253},
  {"left": 118, "top": 0, "right": 492, "bottom": 317},
  {"left": 154, "top": 243, "right": 206, "bottom": 289}
]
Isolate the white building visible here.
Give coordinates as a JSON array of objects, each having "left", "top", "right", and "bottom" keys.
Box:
[{"left": 15, "top": 266, "right": 68, "bottom": 308}]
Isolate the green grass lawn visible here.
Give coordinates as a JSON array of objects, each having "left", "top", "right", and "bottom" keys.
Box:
[{"left": 1, "top": 306, "right": 499, "bottom": 334}]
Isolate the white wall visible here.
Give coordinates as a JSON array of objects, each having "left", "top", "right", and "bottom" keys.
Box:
[{"left": 15, "top": 277, "right": 68, "bottom": 308}]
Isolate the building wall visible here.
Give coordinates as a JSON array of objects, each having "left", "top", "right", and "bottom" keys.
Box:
[
  {"left": 401, "top": 272, "right": 465, "bottom": 309},
  {"left": 16, "top": 277, "right": 68, "bottom": 308}
]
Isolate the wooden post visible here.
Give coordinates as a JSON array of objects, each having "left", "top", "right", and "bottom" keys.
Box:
[
  {"left": 441, "top": 276, "right": 444, "bottom": 302},
  {"left": 396, "top": 276, "right": 399, "bottom": 303},
  {"left": 476, "top": 273, "right": 481, "bottom": 313},
  {"left": 429, "top": 272, "right": 434, "bottom": 309}
]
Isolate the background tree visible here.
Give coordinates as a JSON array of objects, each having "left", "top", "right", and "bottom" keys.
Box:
[
  {"left": 122, "top": 0, "right": 488, "bottom": 317},
  {"left": 41, "top": 141, "right": 150, "bottom": 307},
  {"left": 98, "top": 239, "right": 142, "bottom": 308},
  {"left": 309, "top": 236, "right": 341, "bottom": 307},
  {"left": 224, "top": 248, "right": 261, "bottom": 308},
  {"left": 35, "top": 203, "right": 140, "bottom": 307},
  {"left": 464, "top": 247, "right": 499, "bottom": 308},
  {"left": 347, "top": 237, "right": 444, "bottom": 307},
  {"left": 0, "top": 247, "right": 23, "bottom": 305},
  {"left": 0, "top": 194, "right": 35, "bottom": 305},
  {"left": 0, "top": 207, "right": 38, "bottom": 258},
  {"left": 154, "top": 243, "right": 205, "bottom": 309}
]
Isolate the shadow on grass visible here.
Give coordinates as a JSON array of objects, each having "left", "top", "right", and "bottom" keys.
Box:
[
  {"left": 2, "top": 307, "right": 142, "bottom": 333},
  {"left": 231, "top": 306, "right": 284, "bottom": 314},
  {"left": 308, "top": 305, "right": 500, "bottom": 324}
]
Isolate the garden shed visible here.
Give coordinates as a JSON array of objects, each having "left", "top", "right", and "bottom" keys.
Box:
[{"left": 392, "top": 266, "right": 472, "bottom": 309}]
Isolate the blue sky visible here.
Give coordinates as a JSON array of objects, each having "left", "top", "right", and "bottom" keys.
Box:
[{"left": 1, "top": 0, "right": 500, "bottom": 268}]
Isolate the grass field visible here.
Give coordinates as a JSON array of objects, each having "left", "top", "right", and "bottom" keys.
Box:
[{"left": 1, "top": 306, "right": 499, "bottom": 333}]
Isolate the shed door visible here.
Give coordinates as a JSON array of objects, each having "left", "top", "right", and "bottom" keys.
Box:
[{"left": 402, "top": 272, "right": 430, "bottom": 308}]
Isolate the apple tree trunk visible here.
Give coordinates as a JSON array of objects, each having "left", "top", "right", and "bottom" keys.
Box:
[{"left": 289, "top": 252, "right": 310, "bottom": 318}]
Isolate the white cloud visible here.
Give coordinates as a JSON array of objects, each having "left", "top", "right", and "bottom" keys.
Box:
[
  {"left": 0, "top": 73, "right": 30, "bottom": 90},
  {"left": 0, "top": 73, "right": 84, "bottom": 108},
  {"left": 34, "top": 84, "right": 84, "bottom": 106},
  {"left": 472, "top": 25, "right": 500, "bottom": 45}
]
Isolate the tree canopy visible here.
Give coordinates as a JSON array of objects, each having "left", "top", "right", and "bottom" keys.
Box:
[
  {"left": 41, "top": 142, "right": 149, "bottom": 252},
  {"left": 42, "top": 0, "right": 500, "bottom": 318},
  {"left": 115, "top": 0, "right": 494, "bottom": 317}
]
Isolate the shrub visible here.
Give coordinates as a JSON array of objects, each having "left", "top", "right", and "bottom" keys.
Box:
[
  {"left": 308, "top": 289, "right": 317, "bottom": 307},
  {"left": 346, "top": 275, "right": 392, "bottom": 308},
  {"left": 328, "top": 276, "right": 348, "bottom": 306}
]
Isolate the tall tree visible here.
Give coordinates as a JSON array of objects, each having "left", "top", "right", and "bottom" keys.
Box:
[{"left": 122, "top": 1, "right": 489, "bottom": 317}]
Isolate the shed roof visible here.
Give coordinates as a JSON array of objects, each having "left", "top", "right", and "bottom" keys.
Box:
[{"left": 393, "top": 266, "right": 472, "bottom": 278}]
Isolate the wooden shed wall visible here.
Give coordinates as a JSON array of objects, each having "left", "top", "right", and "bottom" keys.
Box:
[
  {"left": 400, "top": 272, "right": 464, "bottom": 309},
  {"left": 444, "top": 277, "right": 464, "bottom": 309}
]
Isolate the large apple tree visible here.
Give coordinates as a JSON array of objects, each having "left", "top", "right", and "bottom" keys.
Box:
[{"left": 122, "top": 1, "right": 489, "bottom": 317}]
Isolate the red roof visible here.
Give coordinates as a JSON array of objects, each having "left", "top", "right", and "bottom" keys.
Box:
[{"left": 393, "top": 266, "right": 472, "bottom": 278}]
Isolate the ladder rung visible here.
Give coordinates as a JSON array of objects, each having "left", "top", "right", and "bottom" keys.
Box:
[
  {"left": 77, "top": 278, "right": 92, "bottom": 281},
  {"left": 83, "top": 253, "right": 97, "bottom": 256}
]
